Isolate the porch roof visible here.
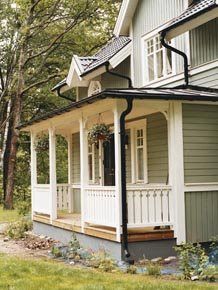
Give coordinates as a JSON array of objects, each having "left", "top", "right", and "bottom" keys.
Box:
[
  {"left": 19, "top": 86, "right": 218, "bottom": 130},
  {"left": 162, "top": 0, "right": 218, "bottom": 40}
]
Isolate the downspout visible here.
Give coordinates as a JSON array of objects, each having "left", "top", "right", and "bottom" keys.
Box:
[
  {"left": 105, "top": 62, "right": 133, "bottom": 260},
  {"left": 160, "top": 31, "right": 189, "bottom": 87},
  {"left": 56, "top": 83, "right": 75, "bottom": 102}
]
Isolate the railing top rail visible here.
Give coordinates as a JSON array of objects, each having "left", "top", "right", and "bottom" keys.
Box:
[
  {"left": 127, "top": 184, "right": 172, "bottom": 190},
  {"left": 57, "top": 183, "right": 70, "bottom": 186},
  {"left": 34, "top": 184, "right": 50, "bottom": 188},
  {"left": 84, "top": 186, "right": 116, "bottom": 191}
]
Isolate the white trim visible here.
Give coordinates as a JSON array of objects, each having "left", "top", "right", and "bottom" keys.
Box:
[
  {"left": 184, "top": 183, "right": 218, "bottom": 192},
  {"left": 113, "top": 0, "right": 139, "bottom": 36},
  {"left": 129, "top": 21, "right": 135, "bottom": 87},
  {"left": 165, "top": 8, "right": 218, "bottom": 40},
  {"left": 88, "top": 143, "right": 95, "bottom": 183},
  {"left": 88, "top": 81, "right": 101, "bottom": 97},
  {"left": 109, "top": 42, "right": 132, "bottom": 68},
  {"left": 49, "top": 127, "right": 57, "bottom": 221},
  {"left": 141, "top": 27, "right": 176, "bottom": 86},
  {"left": 67, "top": 134, "right": 73, "bottom": 213},
  {"left": 168, "top": 102, "right": 186, "bottom": 243}
]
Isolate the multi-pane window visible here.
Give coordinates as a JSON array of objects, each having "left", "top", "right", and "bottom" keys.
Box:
[
  {"left": 88, "top": 144, "right": 95, "bottom": 182},
  {"left": 146, "top": 35, "right": 172, "bottom": 83},
  {"left": 136, "top": 129, "right": 145, "bottom": 182}
]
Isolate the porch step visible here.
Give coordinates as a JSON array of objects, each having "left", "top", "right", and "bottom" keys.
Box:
[
  {"left": 84, "top": 226, "right": 117, "bottom": 241},
  {"left": 127, "top": 229, "right": 174, "bottom": 242}
]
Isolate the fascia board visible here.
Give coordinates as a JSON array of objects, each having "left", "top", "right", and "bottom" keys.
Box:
[{"left": 109, "top": 42, "right": 132, "bottom": 68}]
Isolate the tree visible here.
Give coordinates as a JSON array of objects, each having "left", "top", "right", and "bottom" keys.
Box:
[{"left": 0, "top": 0, "right": 120, "bottom": 209}]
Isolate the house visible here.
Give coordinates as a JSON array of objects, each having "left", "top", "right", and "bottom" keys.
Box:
[{"left": 20, "top": 0, "right": 218, "bottom": 261}]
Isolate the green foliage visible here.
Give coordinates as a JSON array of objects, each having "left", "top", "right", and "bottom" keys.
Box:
[
  {"left": 175, "top": 243, "right": 209, "bottom": 280},
  {"left": 146, "top": 263, "right": 162, "bottom": 276},
  {"left": 51, "top": 246, "right": 63, "bottom": 258},
  {"left": 16, "top": 200, "right": 31, "bottom": 216},
  {"left": 200, "top": 265, "right": 218, "bottom": 282},
  {"left": 6, "top": 217, "right": 32, "bottom": 239},
  {"left": 126, "top": 265, "right": 137, "bottom": 274},
  {"left": 88, "top": 123, "right": 111, "bottom": 145},
  {"left": 89, "top": 250, "right": 118, "bottom": 272}
]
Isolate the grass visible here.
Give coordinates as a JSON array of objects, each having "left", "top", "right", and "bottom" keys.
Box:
[
  {"left": 0, "top": 206, "right": 19, "bottom": 223},
  {"left": 0, "top": 254, "right": 217, "bottom": 290}
]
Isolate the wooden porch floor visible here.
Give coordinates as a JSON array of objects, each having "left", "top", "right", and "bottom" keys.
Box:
[{"left": 33, "top": 213, "right": 174, "bottom": 242}]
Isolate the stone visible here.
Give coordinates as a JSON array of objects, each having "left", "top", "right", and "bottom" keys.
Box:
[
  {"left": 138, "top": 258, "right": 150, "bottom": 265},
  {"left": 164, "top": 256, "right": 177, "bottom": 263},
  {"left": 151, "top": 257, "right": 162, "bottom": 263},
  {"left": 3, "top": 237, "right": 9, "bottom": 242},
  {"left": 69, "top": 261, "right": 75, "bottom": 265},
  {"left": 191, "top": 275, "right": 199, "bottom": 281}
]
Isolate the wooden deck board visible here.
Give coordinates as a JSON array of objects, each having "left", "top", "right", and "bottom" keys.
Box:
[{"left": 33, "top": 214, "right": 174, "bottom": 242}]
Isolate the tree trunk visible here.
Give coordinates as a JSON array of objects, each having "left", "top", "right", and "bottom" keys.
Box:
[{"left": 3, "top": 46, "right": 24, "bottom": 209}]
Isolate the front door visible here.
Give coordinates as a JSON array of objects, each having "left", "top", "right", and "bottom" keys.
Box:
[{"left": 103, "top": 134, "right": 115, "bottom": 186}]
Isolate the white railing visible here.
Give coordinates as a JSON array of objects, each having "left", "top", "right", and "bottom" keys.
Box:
[
  {"left": 33, "top": 184, "right": 50, "bottom": 215},
  {"left": 127, "top": 185, "right": 173, "bottom": 228},
  {"left": 84, "top": 186, "right": 117, "bottom": 227},
  {"left": 57, "top": 184, "right": 72, "bottom": 212}
]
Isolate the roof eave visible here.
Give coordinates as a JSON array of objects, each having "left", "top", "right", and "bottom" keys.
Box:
[{"left": 163, "top": 4, "right": 218, "bottom": 40}]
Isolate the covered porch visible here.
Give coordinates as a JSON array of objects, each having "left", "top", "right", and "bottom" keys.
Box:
[{"left": 28, "top": 95, "right": 185, "bottom": 243}]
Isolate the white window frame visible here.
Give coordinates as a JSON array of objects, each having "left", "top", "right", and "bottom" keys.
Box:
[
  {"left": 141, "top": 26, "right": 176, "bottom": 86},
  {"left": 88, "top": 143, "right": 95, "bottom": 183},
  {"left": 127, "top": 120, "right": 148, "bottom": 184}
]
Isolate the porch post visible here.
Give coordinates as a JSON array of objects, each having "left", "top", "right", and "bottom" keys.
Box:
[
  {"left": 30, "top": 131, "right": 37, "bottom": 219},
  {"left": 80, "top": 117, "right": 88, "bottom": 232},
  {"left": 67, "top": 134, "right": 73, "bottom": 213},
  {"left": 49, "top": 127, "right": 57, "bottom": 222},
  {"left": 113, "top": 102, "right": 124, "bottom": 242},
  {"left": 168, "top": 101, "right": 186, "bottom": 243}
]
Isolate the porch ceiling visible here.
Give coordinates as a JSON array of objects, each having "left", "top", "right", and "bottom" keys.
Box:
[{"left": 19, "top": 85, "right": 218, "bottom": 131}]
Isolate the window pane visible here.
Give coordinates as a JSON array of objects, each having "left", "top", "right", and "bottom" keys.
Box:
[
  {"left": 148, "top": 55, "right": 154, "bottom": 81},
  {"left": 137, "top": 148, "right": 144, "bottom": 180},
  {"left": 157, "top": 50, "right": 163, "bottom": 78}
]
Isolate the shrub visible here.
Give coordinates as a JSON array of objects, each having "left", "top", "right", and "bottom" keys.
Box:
[
  {"left": 88, "top": 250, "right": 117, "bottom": 272},
  {"left": 200, "top": 265, "right": 218, "bottom": 282},
  {"left": 175, "top": 243, "right": 209, "bottom": 280},
  {"left": 127, "top": 265, "right": 137, "bottom": 274},
  {"left": 17, "top": 200, "right": 31, "bottom": 216},
  {"left": 146, "top": 263, "right": 161, "bottom": 276},
  {"left": 6, "top": 218, "right": 32, "bottom": 239}
]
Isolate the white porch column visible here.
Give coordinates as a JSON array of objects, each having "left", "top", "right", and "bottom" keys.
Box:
[
  {"left": 80, "top": 117, "right": 88, "bottom": 232},
  {"left": 113, "top": 101, "right": 125, "bottom": 242},
  {"left": 49, "top": 127, "right": 57, "bottom": 222},
  {"left": 30, "top": 131, "right": 37, "bottom": 219},
  {"left": 168, "top": 101, "right": 186, "bottom": 243},
  {"left": 67, "top": 134, "right": 73, "bottom": 213}
]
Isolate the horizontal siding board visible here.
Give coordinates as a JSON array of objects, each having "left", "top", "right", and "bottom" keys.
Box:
[
  {"left": 147, "top": 112, "right": 168, "bottom": 183},
  {"left": 183, "top": 104, "right": 218, "bottom": 183},
  {"left": 185, "top": 191, "right": 218, "bottom": 243}
]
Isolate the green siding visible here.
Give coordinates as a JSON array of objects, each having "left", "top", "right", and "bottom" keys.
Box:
[
  {"left": 73, "top": 188, "right": 81, "bottom": 213},
  {"left": 147, "top": 113, "right": 168, "bottom": 183},
  {"left": 101, "top": 58, "right": 130, "bottom": 89},
  {"left": 190, "top": 19, "right": 218, "bottom": 68},
  {"left": 72, "top": 133, "right": 80, "bottom": 183},
  {"left": 183, "top": 104, "right": 218, "bottom": 183},
  {"left": 185, "top": 191, "right": 218, "bottom": 243},
  {"left": 190, "top": 67, "right": 218, "bottom": 89}
]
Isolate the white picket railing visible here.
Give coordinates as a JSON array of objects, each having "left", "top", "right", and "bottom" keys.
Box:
[
  {"left": 57, "top": 184, "right": 72, "bottom": 212},
  {"left": 127, "top": 185, "right": 173, "bottom": 228},
  {"left": 84, "top": 186, "right": 117, "bottom": 227},
  {"left": 33, "top": 184, "right": 50, "bottom": 215}
]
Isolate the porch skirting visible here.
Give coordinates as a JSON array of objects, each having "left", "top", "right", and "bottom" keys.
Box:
[{"left": 33, "top": 221, "right": 176, "bottom": 261}]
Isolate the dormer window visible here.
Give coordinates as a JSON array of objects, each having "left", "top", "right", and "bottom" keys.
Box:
[
  {"left": 142, "top": 30, "right": 176, "bottom": 85},
  {"left": 88, "top": 81, "right": 101, "bottom": 97}
]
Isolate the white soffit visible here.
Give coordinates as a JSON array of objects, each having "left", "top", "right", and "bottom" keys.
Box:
[
  {"left": 166, "top": 7, "right": 218, "bottom": 40},
  {"left": 114, "top": 0, "right": 139, "bottom": 36}
]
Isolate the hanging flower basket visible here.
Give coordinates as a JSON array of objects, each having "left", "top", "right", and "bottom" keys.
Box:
[{"left": 88, "top": 123, "right": 111, "bottom": 146}]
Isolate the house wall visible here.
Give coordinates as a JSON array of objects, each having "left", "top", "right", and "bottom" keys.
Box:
[
  {"left": 183, "top": 104, "right": 218, "bottom": 184},
  {"left": 183, "top": 104, "right": 218, "bottom": 243},
  {"left": 147, "top": 112, "right": 168, "bottom": 184},
  {"left": 132, "top": 0, "right": 186, "bottom": 87},
  {"left": 190, "top": 18, "right": 218, "bottom": 68},
  {"left": 185, "top": 191, "right": 218, "bottom": 243},
  {"left": 72, "top": 133, "right": 80, "bottom": 183}
]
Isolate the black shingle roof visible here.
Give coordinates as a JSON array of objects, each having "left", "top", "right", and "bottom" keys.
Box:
[
  {"left": 163, "top": 0, "right": 217, "bottom": 33},
  {"left": 80, "top": 36, "right": 131, "bottom": 76},
  {"left": 19, "top": 86, "right": 218, "bottom": 130}
]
